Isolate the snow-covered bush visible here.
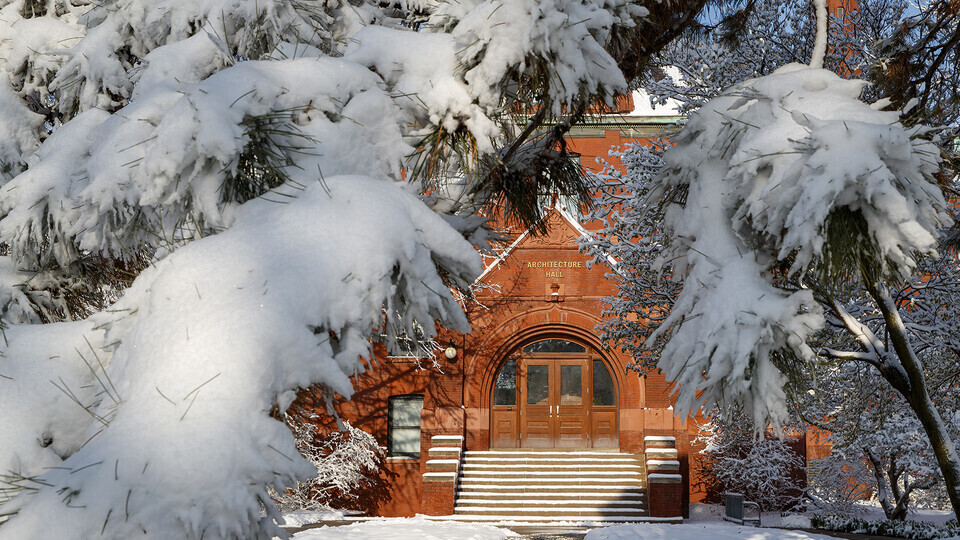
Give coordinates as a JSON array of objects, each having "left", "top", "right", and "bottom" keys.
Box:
[
  {"left": 694, "top": 407, "right": 805, "bottom": 511},
  {"left": 811, "top": 514, "right": 960, "bottom": 539},
  {"left": 269, "top": 417, "right": 390, "bottom": 515}
]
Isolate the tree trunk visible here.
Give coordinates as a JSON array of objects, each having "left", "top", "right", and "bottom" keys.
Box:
[{"left": 866, "top": 281, "right": 960, "bottom": 521}]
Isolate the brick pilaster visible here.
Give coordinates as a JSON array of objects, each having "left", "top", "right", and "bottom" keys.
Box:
[
  {"left": 644, "top": 436, "right": 683, "bottom": 521},
  {"left": 420, "top": 435, "right": 463, "bottom": 516}
]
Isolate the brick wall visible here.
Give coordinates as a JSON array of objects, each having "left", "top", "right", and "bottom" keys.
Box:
[
  {"left": 421, "top": 478, "right": 456, "bottom": 516},
  {"left": 648, "top": 480, "right": 683, "bottom": 518}
]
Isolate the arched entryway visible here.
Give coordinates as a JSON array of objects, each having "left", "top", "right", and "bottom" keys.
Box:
[{"left": 489, "top": 338, "right": 619, "bottom": 449}]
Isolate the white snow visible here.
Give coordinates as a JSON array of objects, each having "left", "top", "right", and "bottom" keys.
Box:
[
  {"left": 584, "top": 523, "right": 839, "bottom": 540},
  {"left": 627, "top": 89, "right": 682, "bottom": 117},
  {"left": 0, "top": 177, "right": 480, "bottom": 538},
  {"left": 275, "top": 507, "right": 866, "bottom": 540},
  {"left": 286, "top": 518, "right": 517, "bottom": 539},
  {"left": 281, "top": 511, "right": 347, "bottom": 528},
  {"left": 424, "top": 472, "right": 459, "bottom": 479},
  {"left": 646, "top": 473, "right": 682, "bottom": 481}
]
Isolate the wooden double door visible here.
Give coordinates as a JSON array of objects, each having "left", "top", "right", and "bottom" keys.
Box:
[
  {"left": 490, "top": 343, "right": 618, "bottom": 449},
  {"left": 520, "top": 357, "right": 591, "bottom": 448}
]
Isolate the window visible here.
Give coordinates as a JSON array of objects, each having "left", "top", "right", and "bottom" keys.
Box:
[
  {"left": 522, "top": 339, "right": 586, "bottom": 354},
  {"left": 388, "top": 395, "right": 423, "bottom": 458},
  {"left": 493, "top": 358, "right": 517, "bottom": 406},
  {"left": 593, "top": 360, "right": 615, "bottom": 406}
]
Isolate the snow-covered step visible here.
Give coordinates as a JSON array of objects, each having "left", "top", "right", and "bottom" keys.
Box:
[
  {"left": 643, "top": 447, "right": 678, "bottom": 459},
  {"left": 454, "top": 506, "right": 648, "bottom": 517},
  {"left": 463, "top": 451, "right": 633, "bottom": 460},
  {"left": 462, "top": 462, "right": 643, "bottom": 469},
  {"left": 456, "top": 498, "right": 642, "bottom": 507},
  {"left": 456, "top": 491, "right": 644, "bottom": 500},
  {"left": 459, "top": 479, "right": 645, "bottom": 488},
  {"left": 458, "top": 484, "right": 645, "bottom": 493},
  {"left": 425, "top": 458, "right": 460, "bottom": 471},
  {"left": 432, "top": 435, "right": 464, "bottom": 446},
  {"left": 643, "top": 436, "right": 676, "bottom": 448},
  {"left": 645, "top": 459, "right": 680, "bottom": 471},
  {"left": 433, "top": 514, "right": 658, "bottom": 523},
  {"left": 461, "top": 469, "right": 640, "bottom": 476},
  {"left": 461, "top": 472, "right": 643, "bottom": 485},
  {"left": 428, "top": 446, "right": 462, "bottom": 458},
  {"left": 452, "top": 450, "right": 647, "bottom": 520}
]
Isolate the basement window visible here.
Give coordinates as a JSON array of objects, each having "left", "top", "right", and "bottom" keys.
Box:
[{"left": 388, "top": 395, "right": 424, "bottom": 458}]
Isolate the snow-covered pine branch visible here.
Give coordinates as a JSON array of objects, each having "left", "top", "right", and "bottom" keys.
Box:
[
  {"left": 650, "top": 62, "right": 950, "bottom": 428},
  {"left": 0, "top": 0, "right": 699, "bottom": 537}
]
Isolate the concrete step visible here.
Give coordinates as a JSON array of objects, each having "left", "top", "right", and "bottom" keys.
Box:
[
  {"left": 453, "top": 450, "right": 647, "bottom": 520},
  {"left": 453, "top": 507, "right": 648, "bottom": 517},
  {"left": 456, "top": 491, "right": 644, "bottom": 500},
  {"left": 456, "top": 498, "right": 643, "bottom": 507},
  {"left": 461, "top": 469, "right": 641, "bottom": 477},
  {"left": 457, "top": 485, "right": 645, "bottom": 494},
  {"left": 459, "top": 476, "right": 645, "bottom": 487},
  {"left": 432, "top": 514, "right": 654, "bottom": 523},
  {"left": 643, "top": 448, "right": 678, "bottom": 459},
  {"left": 465, "top": 451, "right": 634, "bottom": 459},
  {"left": 461, "top": 462, "right": 643, "bottom": 470}
]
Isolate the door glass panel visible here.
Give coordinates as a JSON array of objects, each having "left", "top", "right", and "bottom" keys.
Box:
[
  {"left": 593, "top": 360, "right": 615, "bottom": 406},
  {"left": 559, "top": 365, "right": 582, "bottom": 405},
  {"left": 523, "top": 339, "right": 586, "bottom": 354},
  {"left": 527, "top": 365, "right": 549, "bottom": 405},
  {"left": 494, "top": 358, "right": 517, "bottom": 406}
]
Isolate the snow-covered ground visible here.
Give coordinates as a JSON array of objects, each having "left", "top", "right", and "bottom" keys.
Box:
[
  {"left": 281, "top": 517, "right": 836, "bottom": 540},
  {"left": 281, "top": 502, "right": 960, "bottom": 539},
  {"left": 583, "top": 523, "right": 837, "bottom": 539},
  {"left": 285, "top": 518, "right": 517, "bottom": 539}
]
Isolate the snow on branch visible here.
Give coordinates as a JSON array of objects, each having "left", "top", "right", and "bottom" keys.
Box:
[
  {"left": 651, "top": 62, "right": 952, "bottom": 427},
  {"left": 0, "top": 177, "right": 480, "bottom": 538}
]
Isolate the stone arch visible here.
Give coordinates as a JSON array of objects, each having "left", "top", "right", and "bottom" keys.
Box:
[
  {"left": 469, "top": 308, "right": 639, "bottom": 404},
  {"left": 466, "top": 306, "right": 637, "bottom": 448}
]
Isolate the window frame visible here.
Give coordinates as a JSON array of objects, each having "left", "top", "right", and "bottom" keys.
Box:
[{"left": 387, "top": 394, "right": 424, "bottom": 458}]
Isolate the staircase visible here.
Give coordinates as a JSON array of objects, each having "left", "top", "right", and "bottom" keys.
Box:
[{"left": 450, "top": 450, "right": 647, "bottom": 522}]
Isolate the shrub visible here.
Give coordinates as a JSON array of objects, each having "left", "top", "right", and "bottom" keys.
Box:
[
  {"left": 811, "top": 514, "right": 960, "bottom": 539},
  {"left": 694, "top": 407, "right": 806, "bottom": 510}
]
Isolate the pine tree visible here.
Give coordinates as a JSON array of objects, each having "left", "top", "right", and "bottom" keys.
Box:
[{"left": 0, "top": 0, "right": 714, "bottom": 537}]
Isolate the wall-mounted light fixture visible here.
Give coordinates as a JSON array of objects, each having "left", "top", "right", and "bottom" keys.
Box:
[{"left": 444, "top": 340, "right": 457, "bottom": 361}]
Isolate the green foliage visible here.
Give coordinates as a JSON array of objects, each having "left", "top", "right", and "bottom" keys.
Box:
[{"left": 221, "top": 109, "right": 311, "bottom": 205}]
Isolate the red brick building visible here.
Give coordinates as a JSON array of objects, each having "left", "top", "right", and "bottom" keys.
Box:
[{"left": 313, "top": 92, "right": 827, "bottom": 521}]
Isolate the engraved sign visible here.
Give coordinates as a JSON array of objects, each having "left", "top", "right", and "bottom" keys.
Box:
[{"left": 526, "top": 260, "right": 582, "bottom": 278}]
